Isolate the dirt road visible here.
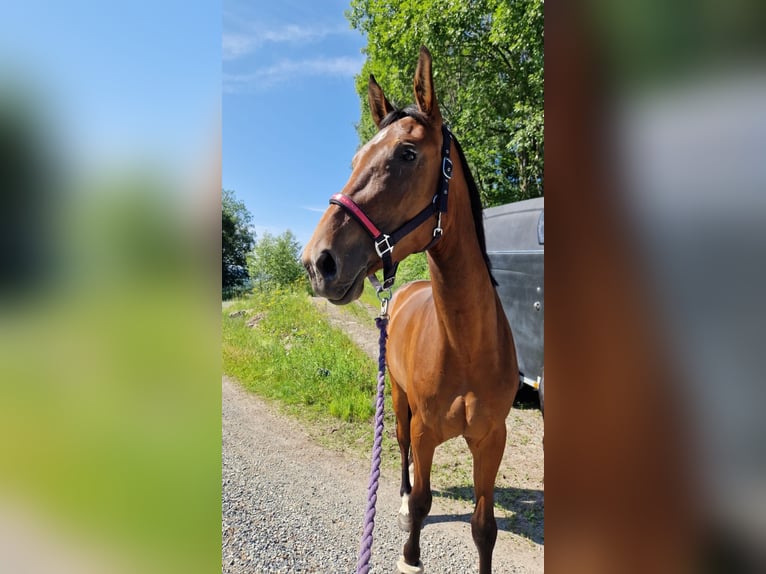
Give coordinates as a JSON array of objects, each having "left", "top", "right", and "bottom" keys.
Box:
[{"left": 222, "top": 373, "right": 543, "bottom": 573}]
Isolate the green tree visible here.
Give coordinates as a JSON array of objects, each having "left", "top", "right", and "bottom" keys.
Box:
[
  {"left": 247, "top": 230, "right": 306, "bottom": 290},
  {"left": 347, "top": 0, "right": 543, "bottom": 205},
  {"left": 222, "top": 189, "right": 255, "bottom": 298}
]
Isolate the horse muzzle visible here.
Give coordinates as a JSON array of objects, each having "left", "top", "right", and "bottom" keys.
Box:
[{"left": 302, "top": 247, "right": 367, "bottom": 305}]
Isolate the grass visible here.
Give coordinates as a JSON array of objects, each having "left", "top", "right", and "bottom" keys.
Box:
[
  {"left": 223, "top": 287, "right": 380, "bottom": 423},
  {"left": 223, "top": 288, "right": 419, "bottom": 472},
  {"left": 340, "top": 287, "right": 378, "bottom": 323},
  {"left": 223, "top": 287, "right": 406, "bottom": 475},
  {"left": 358, "top": 279, "right": 383, "bottom": 311}
]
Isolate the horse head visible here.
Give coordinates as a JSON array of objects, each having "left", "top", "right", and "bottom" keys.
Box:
[{"left": 302, "top": 46, "right": 448, "bottom": 304}]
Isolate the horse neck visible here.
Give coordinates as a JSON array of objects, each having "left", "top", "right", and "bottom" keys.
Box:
[{"left": 426, "top": 170, "right": 499, "bottom": 346}]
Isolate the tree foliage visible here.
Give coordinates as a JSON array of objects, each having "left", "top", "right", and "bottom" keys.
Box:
[
  {"left": 247, "top": 230, "right": 306, "bottom": 290},
  {"left": 347, "top": 0, "right": 543, "bottom": 205},
  {"left": 222, "top": 189, "right": 255, "bottom": 297}
]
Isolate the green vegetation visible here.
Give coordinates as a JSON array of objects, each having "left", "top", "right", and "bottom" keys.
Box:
[
  {"left": 357, "top": 281, "right": 382, "bottom": 314},
  {"left": 347, "top": 0, "right": 544, "bottom": 205},
  {"left": 222, "top": 188, "right": 255, "bottom": 299},
  {"left": 223, "top": 287, "right": 407, "bottom": 474},
  {"left": 247, "top": 230, "right": 308, "bottom": 292},
  {"left": 2, "top": 175, "right": 220, "bottom": 574},
  {"left": 223, "top": 288, "right": 379, "bottom": 423},
  {"left": 396, "top": 251, "right": 430, "bottom": 284}
]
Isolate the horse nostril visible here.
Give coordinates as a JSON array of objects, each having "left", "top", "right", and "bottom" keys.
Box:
[{"left": 316, "top": 250, "right": 338, "bottom": 282}]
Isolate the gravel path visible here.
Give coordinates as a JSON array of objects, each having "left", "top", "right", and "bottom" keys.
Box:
[{"left": 222, "top": 376, "right": 543, "bottom": 573}]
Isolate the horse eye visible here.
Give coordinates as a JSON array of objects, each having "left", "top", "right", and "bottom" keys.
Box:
[{"left": 401, "top": 148, "right": 417, "bottom": 162}]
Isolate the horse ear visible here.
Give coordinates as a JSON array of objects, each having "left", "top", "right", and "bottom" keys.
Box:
[
  {"left": 368, "top": 74, "right": 393, "bottom": 129},
  {"left": 413, "top": 45, "right": 441, "bottom": 121}
]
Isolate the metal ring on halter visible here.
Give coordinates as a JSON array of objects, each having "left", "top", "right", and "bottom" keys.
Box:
[
  {"left": 377, "top": 286, "right": 392, "bottom": 318},
  {"left": 442, "top": 156, "right": 453, "bottom": 180},
  {"left": 433, "top": 212, "right": 443, "bottom": 238}
]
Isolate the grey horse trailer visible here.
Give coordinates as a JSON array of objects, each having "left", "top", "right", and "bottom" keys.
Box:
[{"left": 484, "top": 197, "right": 544, "bottom": 411}]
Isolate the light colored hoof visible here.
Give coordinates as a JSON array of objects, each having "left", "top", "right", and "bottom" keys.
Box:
[
  {"left": 397, "top": 556, "right": 424, "bottom": 574},
  {"left": 397, "top": 511, "right": 412, "bottom": 532}
]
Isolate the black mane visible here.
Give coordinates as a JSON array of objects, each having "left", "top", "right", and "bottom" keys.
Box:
[{"left": 378, "top": 106, "right": 498, "bottom": 287}]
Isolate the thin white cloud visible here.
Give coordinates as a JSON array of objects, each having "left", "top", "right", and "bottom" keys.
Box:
[
  {"left": 300, "top": 205, "right": 327, "bottom": 213},
  {"left": 223, "top": 23, "right": 351, "bottom": 60},
  {"left": 224, "top": 56, "right": 365, "bottom": 93},
  {"left": 261, "top": 23, "right": 348, "bottom": 43},
  {"left": 222, "top": 34, "right": 255, "bottom": 60}
]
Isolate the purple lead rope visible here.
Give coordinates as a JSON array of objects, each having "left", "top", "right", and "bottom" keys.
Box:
[{"left": 355, "top": 315, "right": 388, "bottom": 574}]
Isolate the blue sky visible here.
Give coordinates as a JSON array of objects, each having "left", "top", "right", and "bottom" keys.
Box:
[
  {"left": 0, "top": 1, "right": 220, "bottom": 179},
  {"left": 223, "top": 0, "right": 368, "bottom": 247},
  {"left": 2, "top": 0, "right": 364, "bottom": 249}
]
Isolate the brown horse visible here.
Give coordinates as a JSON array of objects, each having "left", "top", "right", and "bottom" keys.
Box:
[{"left": 302, "top": 46, "right": 518, "bottom": 574}]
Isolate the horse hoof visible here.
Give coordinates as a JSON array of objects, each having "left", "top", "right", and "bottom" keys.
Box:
[
  {"left": 397, "top": 512, "right": 412, "bottom": 532},
  {"left": 396, "top": 556, "right": 424, "bottom": 574}
]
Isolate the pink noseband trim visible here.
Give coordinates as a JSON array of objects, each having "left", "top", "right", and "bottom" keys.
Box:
[{"left": 330, "top": 193, "right": 382, "bottom": 238}]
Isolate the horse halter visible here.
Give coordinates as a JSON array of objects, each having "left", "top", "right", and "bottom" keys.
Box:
[{"left": 329, "top": 124, "right": 453, "bottom": 295}]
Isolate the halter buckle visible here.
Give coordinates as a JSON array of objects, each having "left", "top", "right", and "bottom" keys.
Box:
[
  {"left": 374, "top": 234, "right": 394, "bottom": 258},
  {"left": 433, "top": 212, "right": 443, "bottom": 238}
]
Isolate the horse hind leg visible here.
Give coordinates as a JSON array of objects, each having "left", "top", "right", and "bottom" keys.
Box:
[
  {"left": 390, "top": 373, "right": 413, "bottom": 532},
  {"left": 467, "top": 425, "right": 507, "bottom": 574}
]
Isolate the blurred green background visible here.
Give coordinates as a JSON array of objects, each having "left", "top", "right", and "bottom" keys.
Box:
[{"left": 0, "top": 2, "right": 220, "bottom": 573}]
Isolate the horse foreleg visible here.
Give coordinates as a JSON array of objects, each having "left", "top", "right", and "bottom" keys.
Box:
[
  {"left": 391, "top": 376, "right": 413, "bottom": 531},
  {"left": 397, "top": 417, "right": 435, "bottom": 574},
  {"left": 467, "top": 425, "right": 506, "bottom": 574}
]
